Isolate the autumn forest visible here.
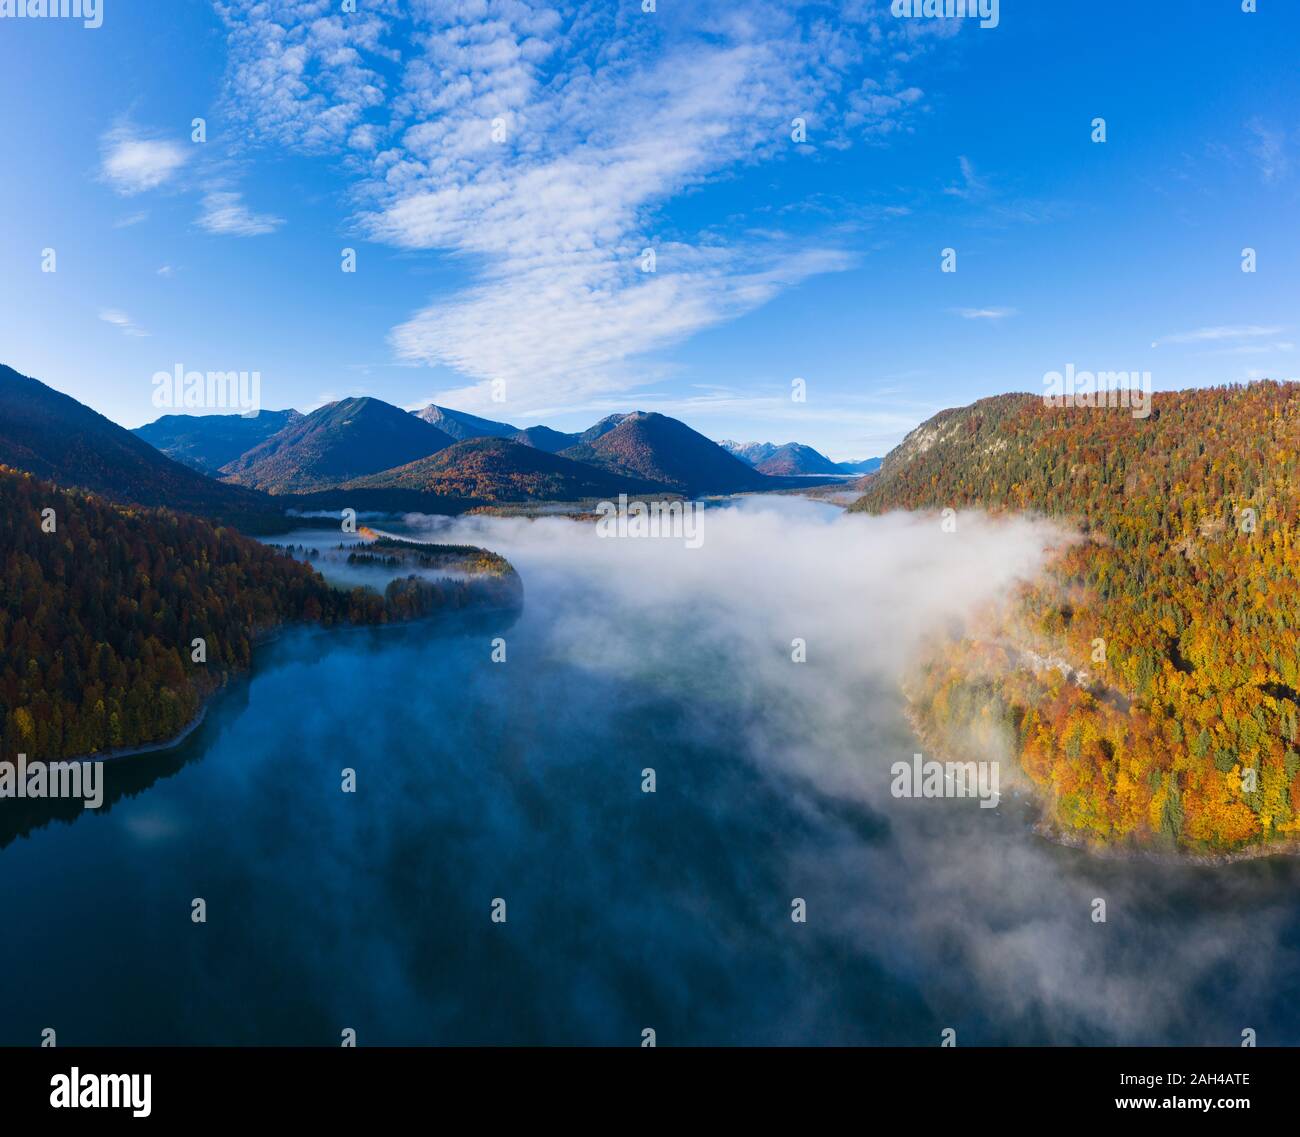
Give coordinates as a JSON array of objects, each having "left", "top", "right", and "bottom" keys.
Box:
[{"left": 853, "top": 381, "right": 1300, "bottom": 855}]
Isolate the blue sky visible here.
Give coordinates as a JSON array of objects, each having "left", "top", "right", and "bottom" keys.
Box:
[{"left": 1, "top": 0, "right": 1296, "bottom": 460}]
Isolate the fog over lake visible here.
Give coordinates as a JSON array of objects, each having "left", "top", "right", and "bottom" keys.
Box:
[{"left": 3, "top": 498, "right": 1298, "bottom": 1045}]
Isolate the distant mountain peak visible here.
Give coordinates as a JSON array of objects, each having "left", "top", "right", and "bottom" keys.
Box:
[
  {"left": 722, "top": 437, "right": 880, "bottom": 476},
  {"left": 134, "top": 408, "right": 302, "bottom": 474},
  {"left": 577, "top": 412, "right": 637, "bottom": 444},
  {"left": 511, "top": 424, "right": 580, "bottom": 453},
  {"left": 720, "top": 440, "right": 779, "bottom": 466},
  {"left": 563, "top": 411, "right": 770, "bottom": 497},
  {"left": 754, "top": 442, "right": 844, "bottom": 476},
  {"left": 412, "top": 404, "right": 518, "bottom": 441},
  {"left": 222, "top": 396, "right": 453, "bottom": 493}
]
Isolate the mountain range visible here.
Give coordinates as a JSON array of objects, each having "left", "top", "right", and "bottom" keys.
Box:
[
  {"left": 139, "top": 396, "right": 850, "bottom": 502},
  {"left": 0, "top": 367, "right": 846, "bottom": 525},
  {"left": 126, "top": 391, "right": 867, "bottom": 500},
  {"left": 219, "top": 397, "right": 454, "bottom": 493},
  {"left": 720, "top": 439, "right": 881, "bottom": 476},
  {"left": 133, "top": 409, "right": 303, "bottom": 474}
]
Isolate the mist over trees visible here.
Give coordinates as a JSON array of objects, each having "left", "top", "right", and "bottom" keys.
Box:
[
  {"left": 0, "top": 466, "right": 512, "bottom": 761},
  {"left": 854, "top": 381, "right": 1300, "bottom": 853}
]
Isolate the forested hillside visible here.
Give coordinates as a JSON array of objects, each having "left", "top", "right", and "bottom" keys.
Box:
[
  {"left": 852, "top": 381, "right": 1300, "bottom": 854},
  {"left": 220, "top": 397, "right": 452, "bottom": 492},
  {"left": 0, "top": 364, "right": 289, "bottom": 532},
  {"left": 133, "top": 409, "right": 301, "bottom": 473},
  {"left": 0, "top": 466, "right": 464, "bottom": 761},
  {"left": 561, "top": 411, "right": 770, "bottom": 496},
  {"left": 345, "top": 437, "right": 668, "bottom": 500}
]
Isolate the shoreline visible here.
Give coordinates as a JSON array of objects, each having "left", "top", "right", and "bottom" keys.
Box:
[
  {"left": 74, "top": 618, "right": 297, "bottom": 767},
  {"left": 63, "top": 592, "right": 523, "bottom": 768},
  {"left": 902, "top": 702, "right": 1300, "bottom": 867},
  {"left": 54, "top": 524, "right": 526, "bottom": 768},
  {"left": 81, "top": 702, "right": 211, "bottom": 765}
]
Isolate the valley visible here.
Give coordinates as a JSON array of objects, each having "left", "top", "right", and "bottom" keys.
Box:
[{"left": 10, "top": 362, "right": 1300, "bottom": 859}]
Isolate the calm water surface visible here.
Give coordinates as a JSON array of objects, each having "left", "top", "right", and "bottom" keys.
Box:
[{"left": 3, "top": 502, "right": 1298, "bottom": 1045}]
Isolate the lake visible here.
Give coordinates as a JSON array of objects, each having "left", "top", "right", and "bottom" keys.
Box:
[{"left": 3, "top": 498, "right": 1298, "bottom": 1045}]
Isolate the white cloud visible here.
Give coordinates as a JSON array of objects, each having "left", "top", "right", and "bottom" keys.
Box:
[
  {"left": 943, "top": 155, "right": 988, "bottom": 200},
  {"left": 196, "top": 191, "right": 283, "bottom": 237},
  {"left": 1153, "top": 324, "right": 1284, "bottom": 347},
  {"left": 1246, "top": 118, "right": 1289, "bottom": 185},
  {"left": 391, "top": 245, "right": 855, "bottom": 413},
  {"left": 213, "top": 1, "right": 953, "bottom": 414},
  {"left": 100, "top": 127, "right": 188, "bottom": 195},
  {"left": 99, "top": 309, "right": 149, "bottom": 337},
  {"left": 215, "top": 0, "right": 397, "bottom": 154},
  {"left": 845, "top": 80, "right": 925, "bottom": 137},
  {"left": 953, "top": 307, "right": 1016, "bottom": 321},
  {"left": 1206, "top": 342, "right": 1294, "bottom": 357}
]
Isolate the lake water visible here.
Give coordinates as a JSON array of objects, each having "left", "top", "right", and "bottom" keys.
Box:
[{"left": 3, "top": 498, "right": 1299, "bottom": 1045}]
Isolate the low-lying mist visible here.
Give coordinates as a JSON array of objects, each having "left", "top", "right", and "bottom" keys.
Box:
[
  {"left": 5, "top": 497, "right": 1298, "bottom": 1045},
  {"left": 382, "top": 497, "right": 1300, "bottom": 1045}
]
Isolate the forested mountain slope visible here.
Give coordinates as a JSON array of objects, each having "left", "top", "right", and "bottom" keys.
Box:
[
  {"left": 412, "top": 404, "right": 517, "bottom": 440},
  {"left": 221, "top": 397, "right": 453, "bottom": 492},
  {"left": 0, "top": 466, "right": 474, "bottom": 761},
  {"left": 561, "top": 412, "right": 771, "bottom": 496},
  {"left": 852, "top": 382, "right": 1300, "bottom": 854},
  {"left": 0, "top": 365, "right": 288, "bottom": 532},
  {"left": 345, "top": 437, "right": 668, "bottom": 500},
  {"left": 134, "top": 409, "right": 302, "bottom": 473}
]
